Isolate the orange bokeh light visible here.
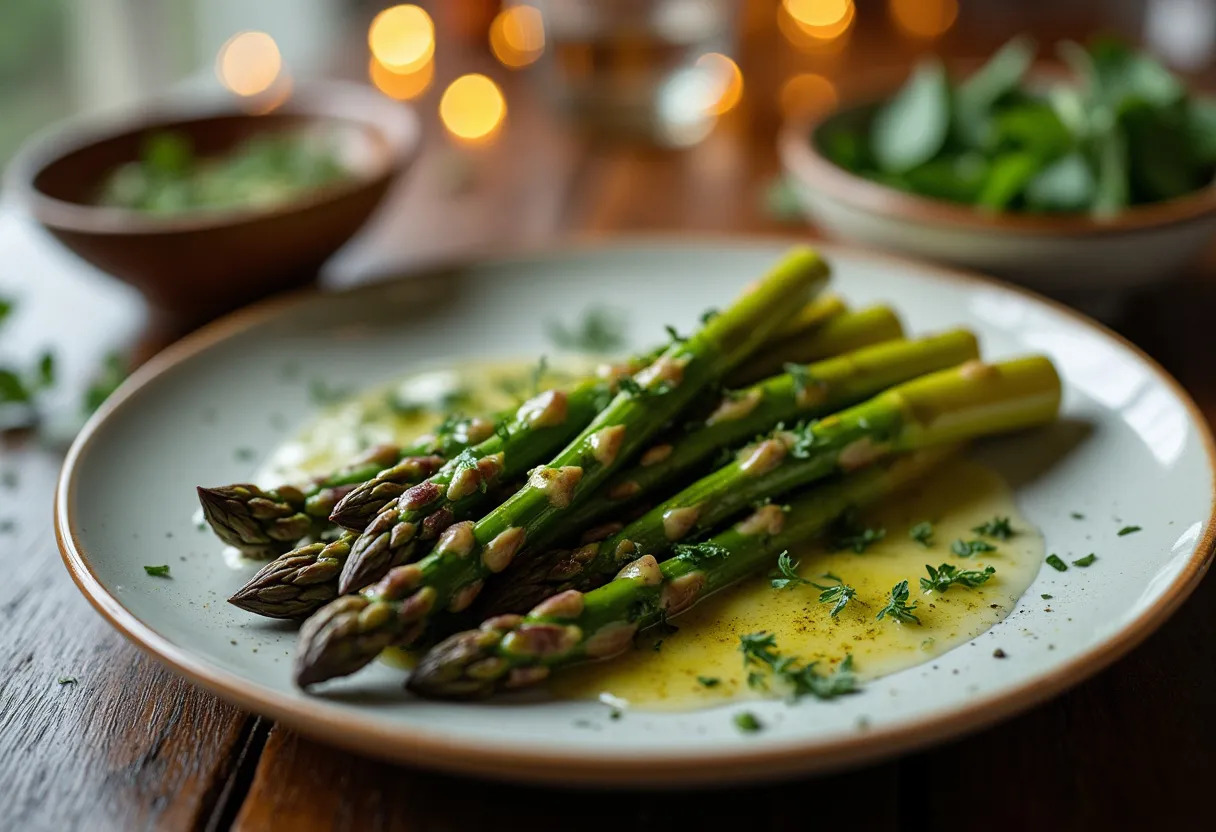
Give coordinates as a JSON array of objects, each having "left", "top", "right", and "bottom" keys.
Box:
[
  {"left": 490, "top": 5, "right": 545, "bottom": 69},
  {"left": 696, "top": 53, "right": 744, "bottom": 115},
  {"left": 783, "top": 0, "right": 851, "bottom": 27},
  {"left": 216, "top": 31, "right": 282, "bottom": 97},
  {"left": 779, "top": 73, "right": 838, "bottom": 119},
  {"left": 779, "top": 0, "right": 855, "bottom": 44},
  {"left": 369, "top": 5, "right": 435, "bottom": 72},
  {"left": 369, "top": 56, "right": 434, "bottom": 101},
  {"left": 439, "top": 74, "right": 507, "bottom": 143},
  {"left": 890, "top": 0, "right": 959, "bottom": 39}
]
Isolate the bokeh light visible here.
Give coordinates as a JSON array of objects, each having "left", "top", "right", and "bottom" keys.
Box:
[
  {"left": 369, "top": 5, "right": 435, "bottom": 72},
  {"left": 890, "top": 0, "right": 959, "bottom": 39},
  {"left": 779, "top": 73, "right": 838, "bottom": 119},
  {"left": 216, "top": 31, "right": 282, "bottom": 97},
  {"left": 439, "top": 74, "right": 507, "bottom": 142},
  {"left": 781, "top": 0, "right": 855, "bottom": 40},
  {"left": 369, "top": 56, "right": 434, "bottom": 100},
  {"left": 696, "top": 53, "right": 744, "bottom": 115},
  {"left": 490, "top": 5, "right": 545, "bottom": 68}
]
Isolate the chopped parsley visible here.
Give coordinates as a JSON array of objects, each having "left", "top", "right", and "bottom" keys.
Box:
[
  {"left": 811, "top": 574, "right": 858, "bottom": 618},
  {"left": 876, "top": 580, "right": 920, "bottom": 624},
  {"left": 783, "top": 362, "right": 815, "bottom": 397},
  {"left": 734, "top": 711, "right": 763, "bottom": 732},
  {"left": 909, "top": 521, "right": 935, "bottom": 547},
  {"left": 617, "top": 377, "right": 673, "bottom": 398},
  {"left": 1117, "top": 525, "right": 1142, "bottom": 536},
  {"left": 739, "top": 631, "right": 859, "bottom": 701},
  {"left": 545, "top": 306, "right": 626, "bottom": 353},
  {"left": 672, "top": 541, "right": 731, "bottom": 565},
  {"left": 972, "top": 516, "right": 1015, "bottom": 540},
  {"left": 919, "top": 563, "right": 996, "bottom": 593},
  {"left": 1041, "top": 593, "right": 1053, "bottom": 599},
  {"left": 770, "top": 550, "right": 812, "bottom": 589},
  {"left": 143, "top": 564, "right": 171, "bottom": 577},
  {"left": 664, "top": 324, "right": 686, "bottom": 344},
  {"left": 1045, "top": 554, "right": 1068, "bottom": 572},
  {"left": 57, "top": 677, "right": 78, "bottom": 685},
  {"left": 951, "top": 538, "right": 996, "bottom": 557},
  {"left": 1072, "top": 553, "right": 1098, "bottom": 567},
  {"left": 699, "top": 308, "right": 720, "bottom": 325},
  {"left": 1070, "top": 512, "right": 1085, "bottom": 520},
  {"left": 697, "top": 676, "right": 721, "bottom": 688},
  {"left": 827, "top": 509, "right": 886, "bottom": 553}
]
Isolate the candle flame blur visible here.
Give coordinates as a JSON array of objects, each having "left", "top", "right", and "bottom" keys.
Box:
[
  {"left": 440, "top": 74, "right": 507, "bottom": 143},
  {"left": 780, "top": 73, "right": 838, "bottom": 119},
  {"left": 889, "top": 0, "right": 959, "bottom": 39},
  {"left": 369, "top": 55, "right": 434, "bottom": 100},
  {"left": 780, "top": 0, "right": 855, "bottom": 41},
  {"left": 696, "top": 53, "right": 744, "bottom": 115},
  {"left": 490, "top": 5, "right": 545, "bottom": 69},
  {"left": 216, "top": 31, "right": 282, "bottom": 97},
  {"left": 369, "top": 5, "right": 435, "bottom": 72}
]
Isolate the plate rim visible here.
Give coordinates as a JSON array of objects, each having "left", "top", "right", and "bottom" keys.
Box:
[{"left": 55, "top": 235, "right": 1216, "bottom": 786}]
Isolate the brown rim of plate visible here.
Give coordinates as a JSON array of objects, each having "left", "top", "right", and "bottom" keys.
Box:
[
  {"left": 779, "top": 100, "right": 1216, "bottom": 238},
  {"left": 54, "top": 236, "right": 1216, "bottom": 787},
  {"left": 5, "top": 81, "right": 421, "bottom": 236}
]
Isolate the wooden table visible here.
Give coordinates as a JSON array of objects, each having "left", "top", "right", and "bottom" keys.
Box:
[{"left": 4, "top": 13, "right": 1215, "bottom": 831}]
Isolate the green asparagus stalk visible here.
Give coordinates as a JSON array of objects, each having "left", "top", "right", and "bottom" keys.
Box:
[
  {"left": 406, "top": 446, "right": 957, "bottom": 699},
  {"left": 728, "top": 305, "right": 904, "bottom": 386},
  {"left": 293, "top": 247, "right": 830, "bottom": 686},
  {"left": 491, "top": 355, "right": 1060, "bottom": 612},
  {"left": 485, "top": 330, "right": 981, "bottom": 613},
  {"left": 769, "top": 293, "right": 846, "bottom": 340}
]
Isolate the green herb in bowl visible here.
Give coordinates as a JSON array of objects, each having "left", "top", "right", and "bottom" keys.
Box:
[
  {"left": 817, "top": 36, "right": 1216, "bottom": 217},
  {"left": 100, "top": 130, "right": 351, "bottom": 215}
]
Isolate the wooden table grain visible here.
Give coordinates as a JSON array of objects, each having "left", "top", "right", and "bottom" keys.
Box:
[{"left": 4, "top": 13, "right": 1215, "bottom": 831}]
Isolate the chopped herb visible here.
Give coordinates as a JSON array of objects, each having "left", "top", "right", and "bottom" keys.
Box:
[
  {"left": 951, "top": 538, "right": 996, "bottom": 557},
  {"left": 664, "top": 324, "right": 686, "bottom": 344},
  {"left": 35, "top": 351, "right": 56, "bottom": 389},
  {"left": 739, "top": 631, "right": 860, "bottom": 701},
  {"left": 0, "top": 368, "right": 31, "bottom": 405},
  {"left": 672, "top": 542, "right": 731, "bottom": 565},
  {"left": 827, "top": 509, "right": 886, "bottom": 553},
  {"left": 308, "top": 379, "right": 350, "bottom": 405},
  {"left": 920, "top": 563, "right": 997, "bottom": 592},
  {"left": 972, "top": 516, "right": 1015, "bottom": 540},
  {"left": 783, "top": 362, "right": 814, "bottom": 397},
  {"left": 651, "top": 639, "right": 664, "bottom": 652},
  {"left": 83, "top": 352, "right": 128, "bottom": 414},
  {"left": 1041, "top": 593, "right": 1054, "bottom": 599},
  {"left": 545, "top": 306, "right": 626, "bottom": 353},
  {"left": 697, "top": 676, "right": 721, "bottom": 688},
  {"left": 734, "top": 711, "right": 763, "bottom": 732},
  {"left": 1117, "top": 525, "right": 1142, "bottom": 536},
  {"left": 1072, "top": 553, "right": 1098, "bottom": 567},
  {"left": 143, "top": 564, "right": 171, "bottom": 577},
  {"left": 617, "top": 377, "right": 673, "bottom": 398},
  {"left": 493, "top": 418, "right": 512, "bottom": 442},
  {"left": 57, "top": 677, "right": 78, "bottom": 685},
  {"left": 876, "top": 580, "right": 920, "bottom": 624},
  {"left": 0, "top": 297, "right": 12, "bottom": 325},
  {"left": 609, "top": 709, "right": 622, "bottom": 720},
  {"left": 909, "top": 520, "right": 935, "bottom": 547},
  {"left": 699, "top": 308, "right": 720, "bottom": 325},
  {"left": 1070, "top": 512, "right": 1085, "bottom": 520},
  {"left": 811, "top": 574, "right": 858, "bottom": 618},
  {"left": 1045, "top": 554, "right": 1068, "bottom": 572},
  {"left": 770, "top": 550, "right": 813, "bottom": 589}
]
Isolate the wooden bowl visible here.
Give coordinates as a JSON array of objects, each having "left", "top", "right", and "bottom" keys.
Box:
[
  {"left": 779, "top": 96, "right": 1216, "bottom": 296},
  {"left": 6, "top": 83, "right": 421, "bottom": 328}
]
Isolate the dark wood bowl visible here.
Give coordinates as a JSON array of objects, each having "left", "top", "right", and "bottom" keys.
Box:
[{"left": 6, "top": 83, "right": 421, "bottom": 328}]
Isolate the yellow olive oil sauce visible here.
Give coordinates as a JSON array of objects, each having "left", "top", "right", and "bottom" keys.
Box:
[
  {"left": 550, "top": 457, "right": 1043, "bottom": 710},
  {"left": 260, "top": 360, "right": 1043, "bottom": 706}
]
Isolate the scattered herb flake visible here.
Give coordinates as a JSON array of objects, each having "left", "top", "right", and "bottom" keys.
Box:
[
  {"left": 876, "top": 580, "right": 921, "bottom": 624},
  {"left": 951, "top": 538, "right": 996, "bottom": 557},
  {"left": 1117, "top": 525, "right": 1142, "bottom": 536},
  {"left": 770, "top": 550, "right": 813, "bottom": 590},
  {"left": 672, "top": 541, "right": 731, "bottom": 565},
  {"left": 739, "top": 631, "right": 859, "bottom": 701},
  {"left": 972, "top": 516, "right": 1015, "bottom": 540},
  {"left": 234, "top": 447, "right": 255, "bottom": 462},
  {"left": 920, "top": 563, "right": 996, "bottom": 593},
  {"left": 1045, "top": 554, "right": 1068, "bottom": 572},
  {"left": 308, "top": 379, "right": 350, "bottom": 405},
  {"left": 57, "top": 677, "right": 78, "bottom": 685},
  {"left": 697, "top": 676, "right": 721, "bottom": 688},
  {"left": 1070, "top": 512, "right": 1085, "bottom": 520},
  {"left": 811, "top": 574, "right": 858, "bottom": 618},
  {"left": 1041, "top": 593, "right": 1054, "bottom": 599},
  {"left": 783, "top": 362, "right": 815, "bottom": 398},
  {"left": 143, "top": 564, "right": 171, "bottom": 577},
  {"left": 909, "top": 520, "right": 935, "bottom": 547},
  {"left": 734, "top": 711, "right": 763, "bottom": 732},
  {"left": 1072, "top": 553, "right": 1098, "bottom": 567},
  {"left": 699, "top": 308, "right": 720, "bottom": 325}
]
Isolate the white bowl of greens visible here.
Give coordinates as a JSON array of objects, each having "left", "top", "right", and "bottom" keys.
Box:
[{"left": 780, "top": 37, "right": 1216, "bottom": 294}]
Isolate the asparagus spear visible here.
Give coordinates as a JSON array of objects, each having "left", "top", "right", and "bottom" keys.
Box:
[
  {"left": 293, "top": 247, "right": 830, "bottom": 686},
  {"left": 407, "top": 446, "right": 957, "bottom": 699},
  {"left": 491, "top": 355, "right": 1060, "bottom": 611},
  {"left": 729, "top": 305, "right": 904, "bottom": 386},
  {"left": 486, "top": 330, "right": 981, "bottom": 612},
  {"left": 228, "top": 301, "right": 896, "bottom": 619}
]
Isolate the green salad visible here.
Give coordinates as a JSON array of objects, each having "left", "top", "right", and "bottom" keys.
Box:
[
  {"left": 100, "top": 130, "right": 350, "bottom": 215},
  {"left": 816, "top": 37, "right": 1216, "bottom": 216}
]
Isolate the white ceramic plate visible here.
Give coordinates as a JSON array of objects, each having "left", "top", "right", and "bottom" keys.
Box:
[{"left": 57, "top": 240, "right": 1215, "bottom": 786}]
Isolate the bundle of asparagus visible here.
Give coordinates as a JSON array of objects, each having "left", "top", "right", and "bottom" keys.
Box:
[{"left": 200, "top": 246, "right": 1062, "bottom": 703}]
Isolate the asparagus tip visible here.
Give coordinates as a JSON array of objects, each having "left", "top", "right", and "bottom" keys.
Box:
[
  {"left": 293, "top": 596, "right": 395, "bottom": 688},
  {"left": 406, "top": 629, "right": 501, "bottom": 700}
]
